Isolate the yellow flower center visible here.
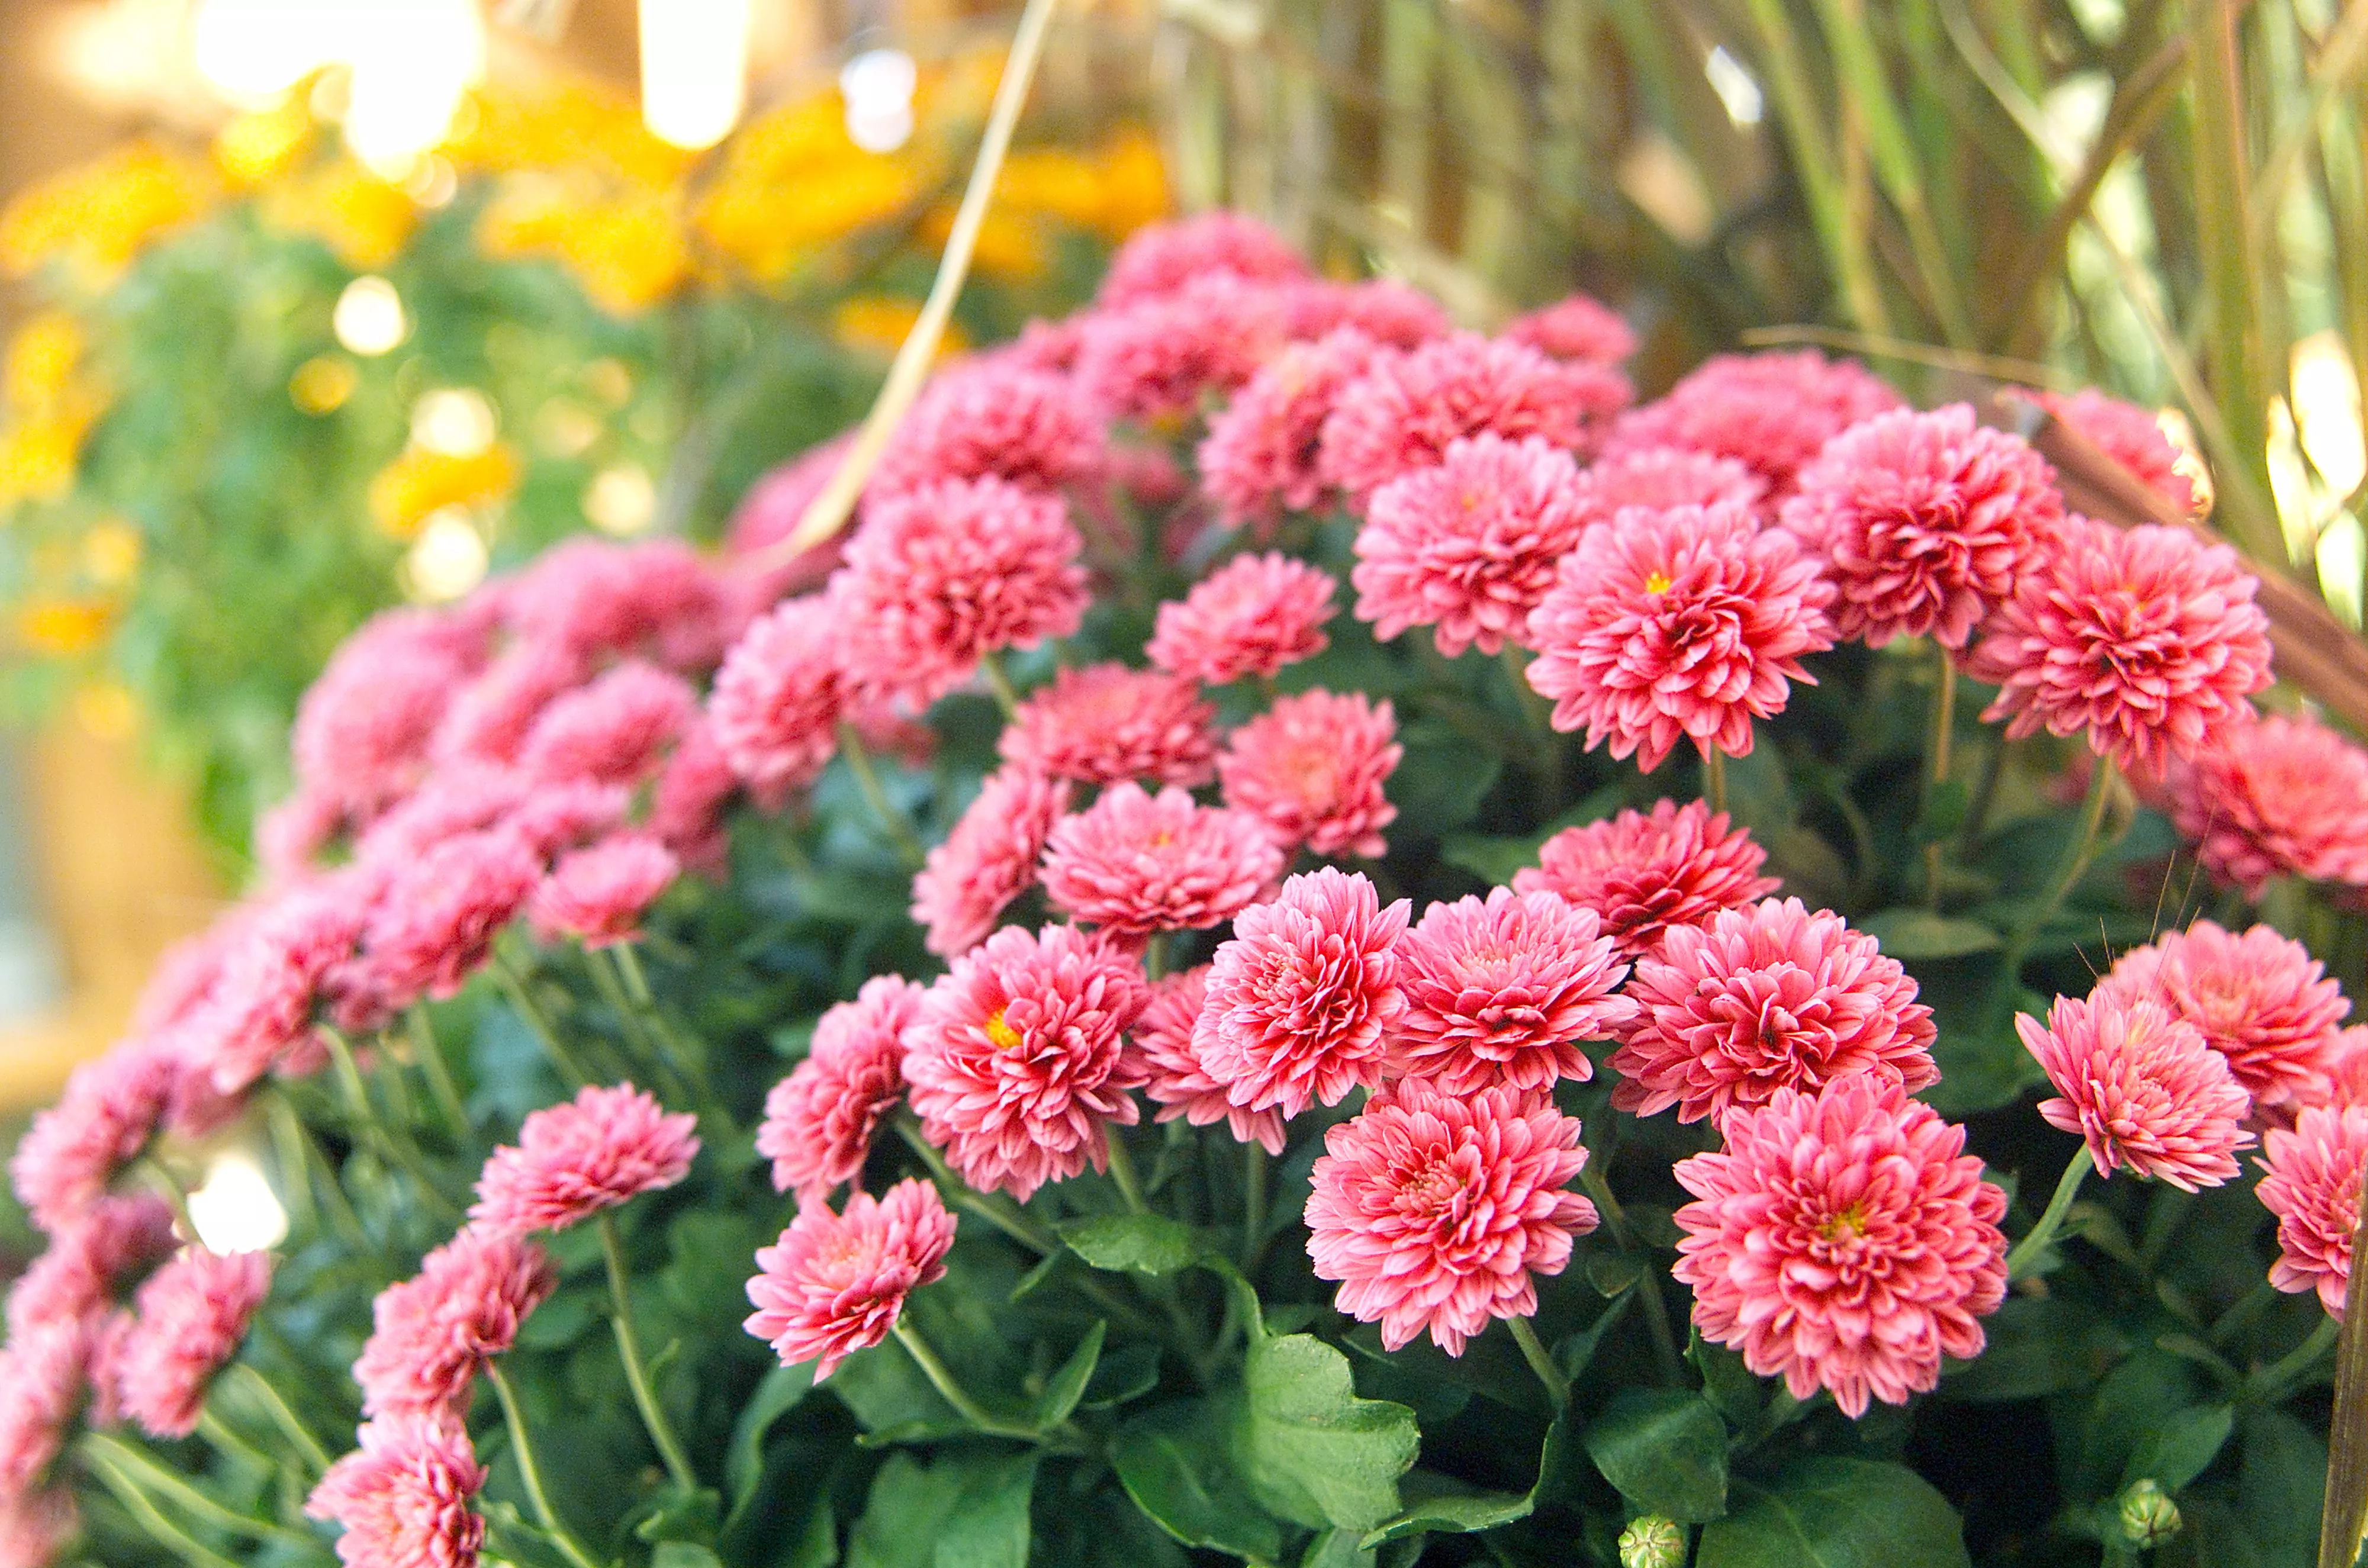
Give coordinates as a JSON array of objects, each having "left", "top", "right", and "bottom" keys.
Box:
[
  {"left": 984, "top": 1009, "right": 1024, "bottom": 1052},
  {"left": 1644, "top": 569, "right": 1674, "bottom": 596},
  {"left": 1817, "top": 1202, "right": 1869, "bottom": 1242}
]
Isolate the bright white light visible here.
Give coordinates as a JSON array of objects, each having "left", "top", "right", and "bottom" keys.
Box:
[
  {"left": 841, "top": 49, "right": 918, "bottom": 153},
  {"left": 412, "top": 389, "right": 497, "bottom": 456},
  {"left": 190, "top": 0, "right": 347, "bottom": 106},
  {"left": 2293, "top": 331, "right": 2367, "bottom": 498},
  {"left": 406, "top": 508, "right": 490, "bottom": 601},
  {"left": 342, "top": 0, "right": 484, "bottom": 176},
  {"left": 1704, "top": 47, "right": 1764, "bottom": 127},
  {"left": 641, "top": 0, "right": 751, "bottom": 151},
  {"left": 584, "top": 464, "right": 657, "bottom": 535},
  {"left": 333, "top": 275, "right": 407, "bottom": 356},
  {"left": 186, "top": 1149, "right": 289, "bottom": 1254}
]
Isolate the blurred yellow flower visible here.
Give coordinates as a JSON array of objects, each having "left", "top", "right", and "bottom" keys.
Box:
[
  {"left": 0, "top": 411, "right": 95, "bottom": 508},
  {"left": 1082, "top": 129, "right": 1172, "bottom": 240},
  {"left": 265, "top": 160, "right": 419, "bottom": 271},
  {"left": 481, "top": 178, "right": 691, "bottom": 314},
  {"left": 832, "top": 297, "right": 967, "bottom": 362},
  {"left": 16, "top": 595, "right": 114, "bottom": 655},
  {"left": 368, "top": 444, "right": 522, "bottom": 539},
  {"left": 450, "top": 80, "right": 691, "bottom": 191},
  {"left": 992, "top": 131, "right": 1170, "bottom": 243},
  {"left": 694, "top": 93, "right": 932, "bottom": 285},
  {"left": 290, "top": 356, "right": 358, "bottom": 415},
  {"left": 215, "top": 97, "right": 318, "bottom": 188},
  {"left": 74, "top": 680, "right": 137, "bottom": 739},
  {"left": 0, "top": 141, "right": 217, "bottom": 282},
  {"left": 5, "top": 313, "right": 87, "bottom": 417},
  {"left": 922, "top": 204, "right": 1050, "bottom": 284},
  {"left": 83, "top": 519, "right": 141, "bottom": 586}
]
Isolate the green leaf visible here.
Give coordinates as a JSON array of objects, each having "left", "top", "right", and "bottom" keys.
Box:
[
  {"left": 1440, "top": 833, "right": 1549, "bottom": 887},
  {"left": 846, "top": 1451, "right": 1040, "bottom": 1568},
  {"left": 1034, "top": 1321, "right": 1106, "bottom": 1429},
  {"left": 1582, "top": 1389, "right": 1729, "bottom": 1523},
  {"left": 1916, "top": 777, "right": 1972, "bottom": 843},
  {"left": 1080, "top": 1342, "right": 1162, "bottom": 1410},
  {"left": 829, "top": 1337, "right": 963, "bottom": 1439},
  {"left": 653, "top": 1544, "right": 724, "bottom": 1568},
  {"left": 1696, "top": 1458, "right": 1970, "bottom": 1567},
  {"left": 1938, "top": 1296, "right": 2120, "bottom": 1403},
  {"left": 934, "top": 1454, "right": 1039, "bottom": 1568},
  {"left": 1387, "top": 723, "right": 1504, "bottom": 842},
  {"left": 1058, "top": 1213, "right": 1215, "bottom": 1277},
  {"left": 1234, "top": 1331, "right": 1421, "bottom": 1531},
  {"left": 634, "top": 1487, "right": 722, "bottom": 1547},
  {"left": 725, "top": 1361, "right": 816, "bottom": 1522},
  {"left": 2237, "top": 1408, "right": 2324, "bottom": 1561},
  {"left": 1360, "top": 1487, "right": 1533, "bottom": 1548},
  {"left": 2125, "top": 1402, "right": 2234, "bottom": 1493},
  {"left": 1856, "top": 909, "right": 2000, "bottom": 960},
  {"left": 1112, "top": 1402, "right": 1289, "bottom": 1563}
]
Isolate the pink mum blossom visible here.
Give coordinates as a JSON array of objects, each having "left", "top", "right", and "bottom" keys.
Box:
[
  {"left": 1602, "top": 350, "right": 1906, "bottom": 495},
  {"left": 2039, "top": 388, "right": 2198, "bottom": 515},
  {"left": 529, "top": 835, "right": 678, "bottom": 948},
  {"left": 1041, "top": 784, "right": 1282, "bottom": 941},
  {"left": 902, "top": 925, "right": 1149, "bottom": 1200},
  {"left": 192, "top": 883, "right": 375, "bottom": 1094},
  {"left": 0, "top": 1489, "right": 74, "bottom": 1568},
  {"left": 1390, "top": 888, "right": 1634, "bottom": 1095},
  {"left": 1505, "top": 292, "right": 1636, "bottom": 366},
  {"left": 1673, "top": 1076, "right": 2007, "bottom": 1418},
  {"left": 1277, "top": 279, "right": 1449, "bottom": 349},
  {"left": 1514, "top": 799, "right": 1779, "bottom": 960},
  {"left": 1968, "top": 518, "right": 2272, "bottom": 771},
  {"left": 1320, "top": 332, "right": 1630, "bottom": 507},
  {"left": 352, "top": 763, "right": 532, "bottom": 866},
  {"left": 255, "top": 788, "right": 346, "bottom": 883},
  {"left": 869, "top": 362, "right": 1106, "bottom": 500},
  {"left": 292, "top": 610, "right": 484, "bottom": 814},
  {"left": 649, "top": 718, "right": 739, "bottom": 874},
  {"left": 1073, "top": 279, "right": 1285, "bottom": 421},
  {"left": 352, "top": 1229, "right": 555, "bottom": 1420},
  {"left": 2100, "top": 921, "right": 2347, "bottom": 1109},
  {"left": 1192, "top": 868, "right": 1409, "bottom": 1119},
  {"left": 1198, "top": 329, "right": 1384, "bottom": 530},
  {"left": 1305, "top": 1078, "right": 1596, "bottom": 1354},
  {"left": 1780, "top": 404, "right": 2064, "bottom": 649},
  {"left": 1524, "top": 501, "right": 1835, "bottom": 772},
  {"left": 1611, "top": 897, "right": 1938, "bottom": 1126},
  {"left": 743, "top": 1179, "right": 957, "bottom": 1380},
  {"left": 1147, "top": 552, "right": 1337, "bottom": 685},
  {"left": 0, "top": 1319, "right": 85, "bottom": 1494},
  {"left": 111, "top": 1249, "right": 273, "bottom": 1438},
  {"left": 1352, "top": 434, "right": 1590, "bottom": 657},
  {"left": 997, "top": 663, "right": 1218, "bottom": 788},
  {"left": 706, "top": 595, "right": 848, "bottom": 799},
  {"left": 1133, "top": 968, "right": 1285, "bottom": 1154},
  {"left": 2257, "top": 1105, "right": 2368, "bottom": 1318},
  {"left": 501, "top": 539, "right": 735, "bottom": 671},
  {"left": 11, "top": 1044, "right": 175, "bottom": 1232},
  {"left": 1217, "top": 690, "right": 1402, "bottom": 859},
  {"left": 1567, "top": 446, "right": 1767, "bottom": 531},
  {"left": 469, "top": 1083, "right": 700, "bottom": 1235},
  {"left": 1098, "top": 212, "right": 1310, "bottom": 306},
  {"left": 834, "top": 477, "right": 1089, "bottom": 706},
  {"left": 430, "top": 642, "right": 588, "bottom": 768},
  {"left": 910, "top": 766, "right": 1072, "bottom": 958},
  {"left": 5, "top": 1195, "right": 176, "bottom": 1341},
  {"left": 307, "top": 1414, "right": 487, "bottom": 1568},
  {"left": 757, "top": 975, "right": 923, "bottom": 1202},
  {"left": 2168, "top": 714, "right": 2368, "bottom": 899},
  {"left": 359, "top": 829, "right": 540, "bottom": 1008},
  {"left": 2017, "top": 990, "right": 2253, "bottom": 1192},
  {"left": 501, "top": 780, "right": 629, "bottom": 865},
  {"left": 516, "top": 661, "right": 696, "bottom": 788}
]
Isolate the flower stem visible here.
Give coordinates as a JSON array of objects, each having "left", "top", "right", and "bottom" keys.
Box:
[
  {"left": 486, "top": 1361, "right": 604, "bottom": 1568},
  {"left": 78, "top": 1440, "right": 246, "bottom": 1568},
  {"left": 231, "top": 1363, "right": 331, "bottom": 1473},
  {"left": 319, "top": 1028, "right": 463, "bottom": 1224},
  {"left": 596, "top": 1211, "right": 699, "bottom": 1493},
  {"left": 83, "top": 1431, "right": 314, "bottom": 1551},
  {"left": 1104, "top": 1130, "right": 1149, "bottom": 1213},
  {"left": 1703, "top": 747, "right": 1728, "bottom": 816},
  {"left": 836, "top": 721, "right": 926, "bottom": 869},
  {"left": 490, "top": 954, "right": 592, "bottom": 1089},
  {"left": 2254, "top": 1315, "right": 2341, "bottom": 1402},
  {"left": 895, "top": 1118, "right": 1058, "bottom": 1253},
  {"left": 408, "top": 1006, "right": 471, "bottom": 1138},
  {"left": 2007, "top": 1145, "right": 2095, "bottom": 1281},
  {"left": 892, "top": 1318, "right": 1076, "bottom": 1447},
  {"left": 2002, "top": 756, "right": 2118, "bottom": 981},
  {"left": 1506, "top": 1315, "right": 1570, "bottom": 1410},
  {"left": 195, "top": 1407, "right": 275, "bottom": 1476},
  {"left": 977, "top": 651, "right": 1024, "bottom": 719},
  {"left": 1924, "top": 645, "right": 1957, "bottom": 909},
  {"left": 1240, "top": 1142, "right": 1268, "bottom": 1270}
]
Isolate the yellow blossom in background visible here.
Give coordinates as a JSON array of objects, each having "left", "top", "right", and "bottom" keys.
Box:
[
  {"left": 73, "top": 679, "right": 137, "bottom": 740},
  {"left": 15, "top": 595, "right": 114, "bottom": 655},
  {"left": 482, "top": 178, "right": 691, "bottom": 314},
  {"left": 922, "top": 204, "right": 1050, "bottom": 284},
  {"left": 0, "top": 141, "right": 217, "bottom": 282},
  {"left": 833, "top": 296, "right": 967, "bottom": 362},
  {"left": 1080, "top": 130, "right": 1171, "bottom": 240},
  {"left": 993, "top": 131, "right": 1171, "bottom": 242},
  {"left": 5, "top": 313, "right": 87, "bottom": 417},
  {"left": 215, "top": 97, "right": 318, "bottom": 188},
  {"left": 694, "top": 92, "right": 934, "bottom": 285},
  {"left": 368, "top": 443, "right": 522, "bottom": 539},
  {"left": 0, "top": 413, "right": 95, "bottom": 508},
  {"left": 82, "top": 519, "right": 140, "bottom": 587},
  {"left": 264, "top": 160, "right": 419, "bottom": 271},
  {"left": 450, "top": 80, "right": 691, "bottom": 191},
  {"left": 289, "top": 356, "right": 357, "bottom": 416}
]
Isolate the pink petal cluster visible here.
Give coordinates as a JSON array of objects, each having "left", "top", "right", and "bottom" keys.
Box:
[
  {"left": 1389, "top": 888, "right": 1634, "bottom": 1094},
  {"left": 10, "top": 1046, "right": 175, "bottom": 1232},
  {"left": 1147, "top": 552, "right": 1337, "bottom": 685},
  {"left": 743, "top": 1179, "right": 957, "bottom": 1379},
  {"left": 1967, "top": 518, "right": 2272, "bottom": 770},
  {"left": 1673, "top": 1076, "right": 2007, "bottom": 1418},
  {"left": 2168, "top": 714, "right": 2368, "bottom": 898},
  {"left": 431, "top": 641, "right": 587, "bottom": 768},
  {"left": 868, "top": 362, "right": 1106, "bottom": 500},
  {"left": 1603, "top": 350, "right": 1906, "bottom": 495},
  {"left": 110, "top": 1248, "right": 273, "bottom": 1438},
  {"left": 1780, "top": 404, "right": 2063, "bottom": 649},
  {"left": 0, "top": 1320, "right": 83, "bottom": 1495},
  {"left": 910, "top": 766, "right": 1072, "bottom": 958},
  {"left": 528, "top": 835, "right": 678, "bottom": 948},
  {"left": 1278, "top": 279, "right": 1449, "bottom": 349},
  {"left": 307, "top": 1414, "right": 487, "bottom": 1568},
  {"left": 1132, "top": 968, "right": 1285, "bottom": 1154},
  {"left": 1041, "top": 784, "right": 1281, "bottom": 940},
  {"left": 1514, "top": 799, "right": 1779, "bottom": 960},
  {"left": 1611, "top": 897, "right": 1937, "bottom": 1126},
  {"left": 292, "top": 610, "right": 485, "bottom": 816},
  {"left": 2101, "top": 921, "right": 2347, "bottom": 1109},
  {"left": 1305, "top": 1078, "right": 1596, "bottom": 1354},
  {"left": 1192, "top": 868, "right": 1409, "bottom": 1119},
  {"left": 1566, "top": 446, "right": 1766, "bottom": 531},
  {"left": 757, "top": 976, "right": 924, "bottom": 1202},
  {"left": 1524, "top": 501, "right": 1835, "bottom": 771},
  {"left": 706, "top": 595, "right": 848, "bottom": 799},
  {"left": 1217, "top": 690, "right": 1401, "bottom": 859},
  {"left": 516, "top": 661, "right": 696, "bottom": 788},
  {"left": 0, "top": 1489, "right": 74, "bottom": 1568},
  {"left": 358, "top": 829, "right": 540, "bottom": 1008},
  {"left": 1504, "top": 292, "right": 1635, "bottom": 366},
  {"left": 5, "top": 1195, "right": 175, "bottom": 1340},
  {"left": 997, "top": 663, "right": 1218, "bottom": 788},
  {"left": 1351, "top": 434, "right": 1590, "bottom": 657},
  {"left": 469, "top": 1083, "right": 700, "bottom": 1235},
  {"left": 352, "top": 1229, "right": 556, "bottom": 1418},
  {"left": 2038, "top": 388, "right": 2198, "bottom": 514},
  {"left": 500, "top": 538, "right": 735, "bottom": 671},
  {"left": 902, "top": 924, "right": 1149, "bottom": 1200},
  {"left": 1097, "top": 212, "right": 1311, "bottom": 306},
  {"left": 1198, "top": 329, "right": 1382, "bottom": 529},
  {"left": 650, "top": 718, "right": 741, "bottom": 872},
  {"left": 2018, "top": 991, "right": 2253, "bottom": 1190},
  {"left": 2257, "top": 1105, "right": 2368, "bottom": 1318},
  {"left": 1073, "top": 279, "right": 1283, "bottom": 421}
]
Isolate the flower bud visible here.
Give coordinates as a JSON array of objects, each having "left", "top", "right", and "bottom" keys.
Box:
[
  {"left": 1618, "top": 1515, "right": 1687, "bottom": 1568},
  {"left": 2118, "top": 1479, "right": 2182, "bottom": 1547}
]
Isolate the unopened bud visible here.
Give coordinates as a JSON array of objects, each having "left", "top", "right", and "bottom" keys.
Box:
[
  {"left": 2118, "top": 1479, "right": 2182, "bottom": 1547},
  {"left": 1618, "top": 1515, "right": 1687, "bottom": 1568}
]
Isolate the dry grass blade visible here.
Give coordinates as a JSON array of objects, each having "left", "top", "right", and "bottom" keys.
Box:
[{"left": 2321, "top": 1181, "right": 2368, "bottom": 1568}]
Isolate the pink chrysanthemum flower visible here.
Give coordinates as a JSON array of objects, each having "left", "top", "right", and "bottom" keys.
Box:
[
  {"left": 2100, "top": 921, "right": 2347, "bottom": 1109},
  {"left": 1390, "top": 888, "right": 1634, "bottom": 1095},
  {"left": 255, "top": 787, "right": 345, "bottom": 883},
  {"left": 1305, "top": 1078, "right": 1596, "bottom": 1354},
  {"left": 2016, "top": 990, "right": 2253, "bottom": 1192},
  {"left": 1567, "top": 446, "right": 1767, "bottom": 531},
  {"left": 1147, "top": 553, "right": 1337, "bottom": 686},
  {"left": 1524, "top": 501, "right": 1835, "bottom": 772},
  {"left": 1601, "top": 350, "right": 1906, "bottom": 496},
  {"left": 1192, "top": 868, "right": 1409, "bottom": 1119},
  {"left": 1352, "top": 434, "right": 1589, "bottom": 658},
  {"left": 528, "top": 835, "right": 678, "bottom": 948},
  {"left": 353, "top": 1229, "right": 555, "bottom": 1420},
  {"left": 649, "top": 718, "right": 739, "bottom": 874},
  {"left": 0, "top": 1319, "right": 85, "bottom": 1494},
  {"left": 0, "top": 1488, "right": 75, "bottom": 1568},
  {"left": 1041, "top": 784, "right": 1283, "bottom": 941},
  {"left": 997, "top": 664, "right": 1218, "bottom": 788},
  {"left": 722, "top": 438, "right": 852, "bottom": 598},
  {"left": 1780, "top": 404, "right": 2064, "bottom": 649},
  {"left": 1611, "top": 897, "right": 1938, "bottom": 1126},
  {"left": 1968, "top": 518, "right": 2272, "bottom": 771},
  {"left": 870, "top": 362, "right": 1106, "bottom": 500},
  {"left": 1513, "top": 800, "right": 1779, "bottom": 961},
  {"left": 1278, "top": 279, "right": 1449, "bottom": 349},
  {"left": 469, "top": 1083, "right": 700, "bottom": 1235},
  {"left": 501, "top": 539, "right": 735, "bottom": 671},
  {"left": 5, "top": 1195, "right": 176, "bottom": 1341},
  {"left": 516, "top": 662, "right": 697, "bottom": 789},
  {"left": 1198, "top": 329, "right": 1384, "bottom": 530},
  {"left": 292, "top": 610, "right": 484, "bottom": 814},
  {"left": 351, "top": 762, "right": 532, "bottom": 866},
  {"left": 110, "top": 1248, "right": 273, "bottom": 1439},
  {"left": 501, "top": 780, "right": 629, "bottom": 865},
  {"left": 1098, "top": 212, "right": 1310, "bottom": 305},
  {"left": 358, "top": 829, "right": 540, "bottom": 1008},
  {"left": 757, "top": 975, "right": 924, "bottom": 1202},
  {"left": 1505, "top": 292, "right": 1636, "bottom": 366},
  {"left": 902, "top": 925, "right": 1149, "bottom": 1200},
  {"left": 430, "top": 642, "right": 588, "bottom": 768},
  {"left": 1673, "top": 1076, "right": 2007, "bottom": 1418},
  {"left": 1319, "top": 332, "right": 1630, "bottom": 507},
  {"left": 743, "top": 1179, "right": 957, "bottom": 1379},
  {"left": 910, "top": 766, "right": 1072, "bottom": 958},
  {"left": 834, "top": 477, "right": 1089, "bottom": 706},
  {"left": 1073, "top": 279, "right": 1285, "bottom": 421},
  {"left": 1217, "top": 690, "right": 1402, "bottom": 859},
  {"left": 1132, "top": 968, "right": 1285, "bottom": 1155},
  {"left": 706, "top": 595, "right": 848, "bottom": 800},
  {"left": 2257, "top": 1105, "right": 2368, "bottom": 1318},
  {"left": 11, "top": 1045, "right": 176, "bottom": 1232},
  {"left": 306, "top": 1414, "right": 487, "bottom": 1568},
  {"left": 2168, "top": 714, "right": 2368, "bottom": 899},
  {"left": 2038, "top": 388, "right": 2198, "bottom": 515},
  {"left": 192, "top": 883, "right": 376, "bottom": 1094}
]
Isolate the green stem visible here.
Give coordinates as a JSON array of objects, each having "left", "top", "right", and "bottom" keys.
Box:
[
  {"left": 272, "top": 1095, "right": 375, "bottom": 1262},
  {"left": 836, "top": 721, "right": 927, "bottom": 868},
  {"left": 491, "top": 955, "right": 592, "bottom": 1089},
  {"left": 195, "top": 1406, "right": 276, "bottom": 1476},
  {"left": 597, "top": 1212, "right": 699, "bottom": 1493},
  {"left": 1578, "top": 1155, "right": 1633, "bottom": 1251},
  {"left": 2000, "top": 756, "right": 2117, "bottom": 980},
  {"left": 896, "top": 1118, "right": 1058, "bottom": 1253},
  {"left": 231, "top": 1363, "right": 332, "bottom": 1474},
  {"left": 408, "top": 1006, "right": 471, "bottom": 1139},
  {"left": 1104, "top": 1130, "right": 1149, "bottom": 1213},
  {"left": 2008, "top": 1145, "right": 2095, "bottom": 1280},
  {"left": 977, "top": 651, "right": 1024, "bottom": 719},
  {"left": 609, "top": 944, "right": 719, "bottom": 1110},
  {"left": 82, "top": 1432, "right": 313, "bottom": 1551},
  {"left": 2253, "top": 1315, "right": 2341, "bottom": 1402},
  {"left": 1703, "top": 747, "right": 1728, "bottom": 817},
  {"left": 1241, "top": 1142, "right": 1269, "bottom": 1271},
  {"left": 893, "top": 1318, "right": 1077, "bottom": 1447},
  {"left": 1498, "top": 642, "right": 1561, "bottom": 769},
  {"left": 1506, "top": 1315, "right": 1570, "bottom": 1410},
  {"left": 318, "top": 1028, "right": 462, "bottom": 1224},
  {"left": 1924, "top": 646, "right": 1956, "bottom": 908},
  {"left": 486, "top": 1361, "right": 603, "bottom": 1568},
  {"left": 585, "top": 947, "right": 699, "bottom": 1111},
  {"left": 79, "top": 1443, "right": 246, "bottom": 1568},
  {"left": 1143, "top": 934, "right": 1169, "bottom": 983}
]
